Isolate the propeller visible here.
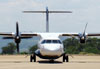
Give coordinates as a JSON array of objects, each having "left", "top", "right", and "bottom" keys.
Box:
[
  {"left": 79, "top": 23, "right": 88, "bottom": 43},
  {"left": 14, "top": 22, "right": 21, "bottom": 53},
  {"left": 2, "top": 22, "right": 32, "bottom": 53}
]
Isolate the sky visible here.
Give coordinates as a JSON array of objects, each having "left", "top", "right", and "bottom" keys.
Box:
[{"left": 0, "top": 0, "right": 100, "bottom": 33}]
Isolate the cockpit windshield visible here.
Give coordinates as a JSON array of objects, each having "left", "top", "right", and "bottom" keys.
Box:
[{"left": 41, "top": 40, "right": 62, "bottom": 44}]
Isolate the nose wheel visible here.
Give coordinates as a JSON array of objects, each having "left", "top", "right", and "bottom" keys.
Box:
[
  {"left": 30, "top": 53, "right": 36, "bottom": 62},
  {"left": 63, "top": 54, "right": 69, "bottom": 62}
]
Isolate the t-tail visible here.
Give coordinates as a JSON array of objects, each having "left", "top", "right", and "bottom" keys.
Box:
[{"left": 23, "top": 7, "right": 72, "bottom": 32}]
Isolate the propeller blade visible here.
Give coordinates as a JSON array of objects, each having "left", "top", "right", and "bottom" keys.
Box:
[
  {"left": 83, "top": 23, "right": 88, "bottom": 34},
  {"left": 16, "top": 22, "right": 19, "bottom": 36},
  {"left": 16, "top": 43, "right": 19, "bottom": 53}
]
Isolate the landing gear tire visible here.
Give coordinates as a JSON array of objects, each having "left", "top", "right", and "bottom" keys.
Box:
[
  {"left": 30, "top": 55, "right": 33, "bottom": 62},
  {"left": 66, "top": 55, "right": 69, "bottom": 62},
  {"left": 30, "top": 53, "right": 36, "bottom": 62},
  {"left": 63, "top": 54, "right": 69, "bottom": 62}
]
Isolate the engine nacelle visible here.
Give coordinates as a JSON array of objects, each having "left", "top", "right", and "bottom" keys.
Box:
[
  {"left": 78, "top": 33, "right": 86, "bottom": 43},
  {"left": 15, "top": 36, "right": 21, "bottom": 43},
  {"left": 79, "top": 36, "right": 86, "bottom": 43},
  {"left": 80, "top": 39, "right": 85, "bottom": 43}
]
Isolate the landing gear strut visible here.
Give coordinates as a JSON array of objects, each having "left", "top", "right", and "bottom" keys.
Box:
[
  {"left": 30, "top": 53, "right": 36, "bottom": 62},
  {"left": 63, "top": 54, "right": 69, "bottom": 62}
]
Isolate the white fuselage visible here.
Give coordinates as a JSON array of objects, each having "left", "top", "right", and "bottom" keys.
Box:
[{"left": 38, "top": 38, "right": 64, "bottom": 57}]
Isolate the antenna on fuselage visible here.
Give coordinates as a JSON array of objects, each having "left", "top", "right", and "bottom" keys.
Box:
[{"left": 23, "top": 7, "right": 72, "bottom": 32}]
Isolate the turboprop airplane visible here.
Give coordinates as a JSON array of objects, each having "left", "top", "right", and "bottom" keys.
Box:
[{"left": 0, "top": 7, "right": 100, "bottom": 62}]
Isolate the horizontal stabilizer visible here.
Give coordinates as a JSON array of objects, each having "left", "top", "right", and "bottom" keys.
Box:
[
  {"left": 23, "top": 11, "right": 46, "bottom": 13},
  {"left": 49, "top": 11, "right": 72, "bottom": 13},
  {"left": 23, "top": 11, "right": 72, "bottom": 13}
]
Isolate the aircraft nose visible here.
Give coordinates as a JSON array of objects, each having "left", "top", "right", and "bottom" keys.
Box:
[
  {"left": 40, "top": 44, "right": 63, "bottom": 56},
  {"left": 44, "top": 44, "right": 60, "bottom": 51}
]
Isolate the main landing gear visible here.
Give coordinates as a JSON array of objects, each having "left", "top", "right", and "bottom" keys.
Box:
[
  {"left": 30, "top": 53, "right": 36, "bottom": 62},
  {"left": 63, "top": 54, "right": 69, "bottom": 62},
  {"left": 30, "top": 53, "right": 69, "bottom": 63}
]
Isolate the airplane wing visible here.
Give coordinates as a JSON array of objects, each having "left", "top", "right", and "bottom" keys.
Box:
[
  {"left": 60, "top": 23, "right": 100, "bottom": 37},
  {"left": 0, "top": 32, "right": 39, "bottom": 39},
  {"left": 21, "top": 32, "right": 39, "bottom": 37},
  {"left": 1, "top": 32, "right": 100, "bottom": 37},
  {"left": 60, "top": 33, "right": 100, "bottom": 37},
  {"left": 0, "top": 32, "right": 14, "bottom": 36},
  {"left": 87, "top": 33, "right": 100, "bottom": 36}
]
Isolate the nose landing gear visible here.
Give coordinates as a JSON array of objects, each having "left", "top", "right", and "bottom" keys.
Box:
[{"left": 63, "top": 54, "right": 69, "bottom": 62}]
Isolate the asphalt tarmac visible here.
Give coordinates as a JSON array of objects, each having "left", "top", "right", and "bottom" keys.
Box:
[{"left": 0, "top": 55, "right": 100, "bottom": 69}]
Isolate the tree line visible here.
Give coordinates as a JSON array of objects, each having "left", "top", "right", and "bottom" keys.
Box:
[
  {"left": 1, "top": 37, "right": 100, "bottom": 54},
  {"left": 63, "top": 37, "right": 100, "bottom": 54},
  {"left": 1, "top": 43, "right": 38, "bottom": 54}
]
